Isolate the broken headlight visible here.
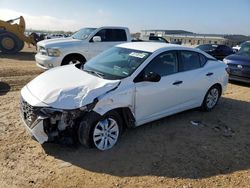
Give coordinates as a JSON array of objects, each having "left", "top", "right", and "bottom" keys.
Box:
[
  {"left": 39, "top": 107, "right": 62, "bottom": 117},
  {"left": 39, "top": 98, "right": 98, "bottom": 119}
]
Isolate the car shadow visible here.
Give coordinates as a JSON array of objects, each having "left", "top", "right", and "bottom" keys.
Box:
[
  {"left": 42, "top": 97, "right": 250, "bottom": 179},
  {"left": 0, "top": 51, "right": 36, "bottom": 61},
  {"left": 0, "top": 82, "right": 11, "bottom": 95},
  {"left": 229, "top": 80, "right": 250, "bottom": 87}
]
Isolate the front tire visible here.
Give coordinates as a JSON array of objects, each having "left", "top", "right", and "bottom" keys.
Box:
[
  {"left": 78, "top": 111, "right": 122, "bottom": 151},
  {"left": 0, "top": 32, "right": 22, "bottom": 54},
  {"left": 61, "top": 55, "right": 86, "bottom": 66},
  {"left": 201, "top": 85, "right": 221, "bottom": 111}
]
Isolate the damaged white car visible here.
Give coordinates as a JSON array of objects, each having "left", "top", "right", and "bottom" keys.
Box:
[{"left": 20, "top": 42, "right": 228, "bottom": 150}]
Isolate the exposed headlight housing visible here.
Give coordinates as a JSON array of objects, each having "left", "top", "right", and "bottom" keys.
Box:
[
  {"left": 39, "top": 99, "right": 99, "bottom": 120},
  {"left": 47, "top": 48, "right": 61, "bottom": 57}
]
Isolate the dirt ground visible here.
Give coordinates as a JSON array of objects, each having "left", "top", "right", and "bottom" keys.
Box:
[{"left": 0, "top": 45, "right": 250, "bottom": 188}]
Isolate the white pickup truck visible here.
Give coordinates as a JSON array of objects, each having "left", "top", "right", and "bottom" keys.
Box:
[{"left": 35, "top": 26, "right": 131, "bottom": 69}]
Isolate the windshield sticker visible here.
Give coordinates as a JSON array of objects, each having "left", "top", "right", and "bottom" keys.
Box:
[
  {"left": 129, "top": 52, "right": 147, "bottom": 58},
  {"left": 113, "top": 65, "right": 121, "bottom": 70},
  {"left": 122, "top": 71, "right": 129, "bottom": 75}
]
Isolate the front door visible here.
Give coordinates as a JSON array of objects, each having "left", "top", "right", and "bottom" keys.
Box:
[{"left": 134, "top": 51, "right": 186, "bottom": 124}]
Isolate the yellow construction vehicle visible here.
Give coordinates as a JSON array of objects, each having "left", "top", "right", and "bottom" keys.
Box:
[{"left": 0, "top": 16, "right": 37, "bottom": 54}]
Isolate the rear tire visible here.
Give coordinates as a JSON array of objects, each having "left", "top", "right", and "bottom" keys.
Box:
[
  {"left": 201, "top": 85, "right": 221, "bottom": 111},
  {"left": 0, "top": 32, "right": 22, "bottom": 54}
]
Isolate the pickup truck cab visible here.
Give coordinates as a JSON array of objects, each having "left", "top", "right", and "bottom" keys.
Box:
[{"left": 35, "top": 26, "right": 131, "bottom": 69}]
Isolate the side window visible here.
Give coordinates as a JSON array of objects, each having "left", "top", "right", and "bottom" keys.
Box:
[
  {"left": 144, "top": 51, "right": 178, "bottom": 77},
  {"left": 199, "top": 54, "right": 207, "bottom": 67},
  {"left": 112, "top": 29, "right": 127, "bottom": 41},
  {"left": 94, "top": 29, "right": 107, "bottom": 41},
  {"left": 217, "top": 45, "right": 225, "bottom": 51},
  {"left": 94, "top": 29, "right": 127, "bottom": 42},
  {"left": 217, "top": 45, "right": 231, "bottom": 52},
  {"left": 224, "top": 46, "right": 232, "bottom": 52},
  {"left": 179, "top": 51, "right": 201, "bottom": 72}
]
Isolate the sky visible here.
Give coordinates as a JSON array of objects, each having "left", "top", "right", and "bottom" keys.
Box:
[{"left": 0, "top": 0, "right": 250, "bottom": 35}]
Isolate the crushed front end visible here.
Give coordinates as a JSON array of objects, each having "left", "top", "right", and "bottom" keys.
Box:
[{"left": 20, "top": 96, "right": 97, "bottom": 144}]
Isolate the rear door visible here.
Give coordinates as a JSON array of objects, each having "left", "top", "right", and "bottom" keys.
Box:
[
  {"left": 177, "top": 50, "right": 214, "bottom": 106},
  {"left": 88, "top": 29, "right": 127, "bottom": 59}
]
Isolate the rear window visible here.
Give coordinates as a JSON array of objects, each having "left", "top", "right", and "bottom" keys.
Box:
[
  {"left": 179, "top": 51, "right": 201, "bottom": 71},
  {"left": 199, "top": 54, "right": 207, "bottom": 66},
  {"left": 197, "top": 44, "right": 216, "bottom": 51}
]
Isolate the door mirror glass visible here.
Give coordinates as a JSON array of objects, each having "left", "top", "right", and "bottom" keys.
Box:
[
  {"left": 92, "top": 36, "right": 102, "bottom": 42},
  {"left": 143, "top": 72, "right": 161, "bottom": 82}
]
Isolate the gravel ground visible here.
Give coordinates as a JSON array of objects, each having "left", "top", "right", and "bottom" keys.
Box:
[{"left": 0, "top": 46, "right": 250, "bottom": 188}]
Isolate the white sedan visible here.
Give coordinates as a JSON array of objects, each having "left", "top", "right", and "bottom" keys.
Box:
[{"left": 20, "top": 42, "right": 228, "bottom": 150}]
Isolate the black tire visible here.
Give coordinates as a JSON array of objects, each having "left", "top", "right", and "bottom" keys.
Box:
[
  {"left": 201, "top": 85, "right": 221, "bottom": 112},
  {"left": 17, "top": 40, "right": 25, "bottom": 52},
  {"left": 0, "top": 32, "right": 22, "bottom": 54},
  {"left": 78, "top": 111, "right": 123, "bottom": 150},
  {"left": 61, "top": 55, "right": 86, "bottom": 66}
]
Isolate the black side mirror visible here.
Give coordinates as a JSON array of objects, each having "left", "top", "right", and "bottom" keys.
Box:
[{"left": 143, "top": 72, "right": 161, "bottom": 82}]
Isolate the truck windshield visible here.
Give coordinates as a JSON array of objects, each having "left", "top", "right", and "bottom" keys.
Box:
[
  {"left": 82, "top": 47, "right": 152, "bottom": 80},
  {"left": 71, "top": 28, "right": 97, "bottom": 40}
]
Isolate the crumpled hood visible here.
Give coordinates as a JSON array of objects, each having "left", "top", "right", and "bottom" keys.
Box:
[
  {"left": 37, "top": 37, "right": 83, "bottom": 48},
  {"left": 26, "top": 65, "right": 120, "bottom": 109}
]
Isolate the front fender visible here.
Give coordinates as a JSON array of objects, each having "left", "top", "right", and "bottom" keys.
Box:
[{"left": 93, "top": 88, "right": 135, "bottom": 116}]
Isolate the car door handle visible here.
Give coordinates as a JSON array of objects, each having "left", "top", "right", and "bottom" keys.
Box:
[
  {"left": 206, "top": 72, "right": 214, "bottom": 76},
  {"left": 172, "top": 81, "right": 183, "bottom": 85}
]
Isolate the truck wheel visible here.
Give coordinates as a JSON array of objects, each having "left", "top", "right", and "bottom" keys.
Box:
[
  {"left": 0, "top": 32, "right": 21, "bottom": 54},
  {"left": 78, "top": 111, "right": 122, "bottom": 151},
  {"left": 17, "top": 40, "right": 25, "bottom": 52},
  {"left": 61, "top": 55, "right": 86, "bottom": 66}
]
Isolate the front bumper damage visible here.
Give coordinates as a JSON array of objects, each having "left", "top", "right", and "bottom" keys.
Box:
[
  {"left": 20, "top": 116, "right": 48, "bottom": 143},
  {"left": 20, "top": 97, "right": 98, "bottom": 144}
]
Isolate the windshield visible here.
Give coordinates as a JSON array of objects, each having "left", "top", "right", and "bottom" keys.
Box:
[
  {"left": 71, "top": 28, "right": 97, "bottom": 40},
  {"left": 197, "top": 44, "right": 217, "bottom": 51},
  {"left": 82, "top": 47, "right": 152, "bottom": 80},
  {"left": 237, "top": 42, "right": 250, "bottom": 56}
]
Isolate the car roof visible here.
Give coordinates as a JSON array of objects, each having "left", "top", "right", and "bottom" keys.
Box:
[
  {"left": 118, "top": 42, "right": 216, "bottom": 60},
  {"left": 118, "top": 42, "right": 200, "bottom": 53}
]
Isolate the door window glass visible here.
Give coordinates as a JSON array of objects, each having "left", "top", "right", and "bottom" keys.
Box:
[
  {"left": 179, "top": 51, "right": 201, "bottom": 71},
  {"left": 144, "top": 51, "right": 178, "bottom": 77},
  {"left": 94, "top": 29, "right": 127, "bottom": 42}
]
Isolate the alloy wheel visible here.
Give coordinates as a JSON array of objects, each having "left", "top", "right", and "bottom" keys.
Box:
[
  {"left": 206, "top": 88, "right": 219, "bottom": 109},
  {"left": 93, "top": 118, "right": 119, "bottom": 150}
]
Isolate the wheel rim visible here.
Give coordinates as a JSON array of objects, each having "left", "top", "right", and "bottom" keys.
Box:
[
  {"left": 69, "top": 60, "right": 81, "bottom": 64},
  {"left": 2, "top": 37, "right": 14, "bottom": 50},
  {"left": 206, "top": 88, "right": 219, "bottom": 109},
  {"left": 93, "top": 118, "right": 119, "bottom": 150}
]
